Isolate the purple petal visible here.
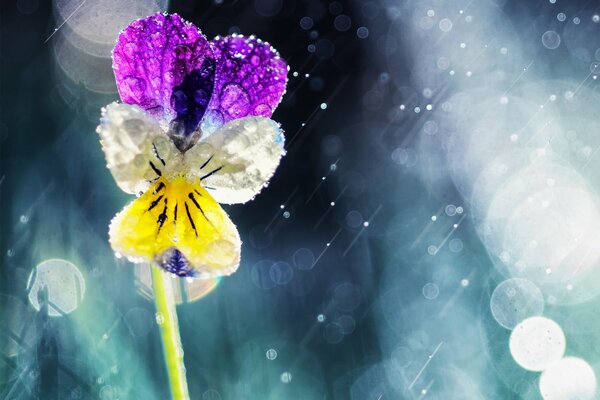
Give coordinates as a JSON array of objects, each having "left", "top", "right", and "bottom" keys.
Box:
[
  {"left": 204, "top": 34, "right": 288, "bottom": 128},
  {"left": 112, "top": 13, "right": 215, "bottom": 124}
]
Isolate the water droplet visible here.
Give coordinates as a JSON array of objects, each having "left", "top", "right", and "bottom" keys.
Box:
[{"left": 220, "top": 83, "right": 250, "bottom": 118}]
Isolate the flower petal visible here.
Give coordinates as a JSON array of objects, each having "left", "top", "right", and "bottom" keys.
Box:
[
  {"left": 97, "top": 102, "right": 182, "bottom": 194},
  {"left": 109, "top": 178, "right": 241, "bottom": 278},
  {"left": 185, "top": 116, "right": 285, "bottom": 204},
  {"left": 113, "top": 12, "right": 215, "bottom": 131},
  {"left": 201, "top": 35, "right": 288, "bottom": 132}
]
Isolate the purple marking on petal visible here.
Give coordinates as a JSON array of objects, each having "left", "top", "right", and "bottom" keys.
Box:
[
  {"left": 205, "top": 35, "right": 288, "bottom": 127},
  {"left": 113, "top": 13, "right": 215, "bottom": 122},
  {"left": 157, "top": 248, "right": 197, "bottom": 277},
  {"left": 169, "top": 58, "right": 216, "bottom": 140}
]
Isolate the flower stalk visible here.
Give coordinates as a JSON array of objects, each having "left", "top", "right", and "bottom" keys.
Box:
[{"left": 151, "top": 265, "right": 190, "bottom": 400}]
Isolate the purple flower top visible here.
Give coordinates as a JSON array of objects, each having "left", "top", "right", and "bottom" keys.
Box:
[{"left": 112, "top": 13, "right": 288, "bottom": 150}]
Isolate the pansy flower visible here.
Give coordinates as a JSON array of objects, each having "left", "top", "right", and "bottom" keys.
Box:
[{"left": 97, "top": 13, "right": 287, "bottom": 278}]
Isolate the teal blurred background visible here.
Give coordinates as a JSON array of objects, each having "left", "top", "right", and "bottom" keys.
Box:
[{"left": 3, "top": 0, "right": 600, "bottom": 399}]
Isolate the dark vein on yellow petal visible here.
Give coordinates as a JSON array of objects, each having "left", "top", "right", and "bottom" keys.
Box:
[
  {"left": 148, "top": 194, "right": 164, "bottom": 211},
  {"left": 184, "top": 201, "right": 198, "bottom": 237}
]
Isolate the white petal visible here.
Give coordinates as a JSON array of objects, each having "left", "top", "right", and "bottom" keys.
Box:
[
  {"left": 97, "top": 102, "right": 182, "bottom": 194},
  {"left": 185, "top": 116, "right": 285, "bottom": 204}
]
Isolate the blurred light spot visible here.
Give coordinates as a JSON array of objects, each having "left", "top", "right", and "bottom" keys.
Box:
[
  {"left": 357, "top": 26, "right": 369, "bottom": 39},
  {"left": 53, "top": 0, "right": 165, "bottom": 57},
  {"left": 439, "top": 18, "right": 453, "bottom": 32},
  {"left": 449, "top": 238, "right": 463, "bottom": 253},
  {"left": 280, "top": 371, "right": 293, "bottom": 384},
  {"left": 437, "top": 56, "right": 450, "bottom": 70},
  {"left": 445, "top": 204, "right": 457, "bottom": 216},
  {"left": 334, "top": 15, "right": 351, "bottom": 32},
  {"left": 573, "top": 17, "right": 581, "bottom": 24},
  {"left": 320, "top": 102, "right": 328, "bottom": 110},
  {"left": 423, "top": 120, "right": 438, "bottom": 135},
  {"left": 337, "top": 315, "right": 356, "bottom": 334},
  {"left": 293, "top": 248, "right": 315, "bottom": 270},
  {"left": 324, "top": 322, "right": 344, "bottom": 343},
  {"left": 539, "top": 357, "right": 596, "bottom": 400},
  {"left": 270, "top": 262, "right": 294, "bottom": 285},
  {"left": 328, "top": 1, "right": 342, "bottom": 14},
  {"left": 266, "top": 348, "right": 278, "bottom": 360},
  {"left": 27, "top": 259, "right": 85, "bottom": 317},
  {"left": 490, "top": 278, "right": 544, "bottom": 329},
  {"left": 100, "top": 385, "right": 118, "bottom": 400},
  {"left": 391, "top": 147, "right": 417, "bottom": 167},
  {"left": 542, "top": 31, "right": 561, "bottom": 49},
  {"left": 346, "top": 210, "right": 363, "bottom": 228},
  {"left": 254, "top": 0, "right": 282, "bottom": 17},
  {"left": 317, "top": 313, "right": 326, "bottom": 322},
  {"left": 422, "top": 283, "right": 439, "bottom": 299},
  {"left": 557, "top": 13, "right": 566, "bottom": 22},
  {"left": 509, "top": 317, "right": 565, "bottom": 371},
  {"left": 250, "top": 260, "right": 276, "bottom": 289},
  {"left": 300, "top": 16, "right": 314, "bottom": 30}
]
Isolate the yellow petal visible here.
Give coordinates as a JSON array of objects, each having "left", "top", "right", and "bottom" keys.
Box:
[{"left": 109, "top": 177, "right": 241, "bottom": 277}]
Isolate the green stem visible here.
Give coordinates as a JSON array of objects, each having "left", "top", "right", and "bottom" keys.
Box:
[{"left": 151, "top": 265, "right": 190, "bottom": 400}]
